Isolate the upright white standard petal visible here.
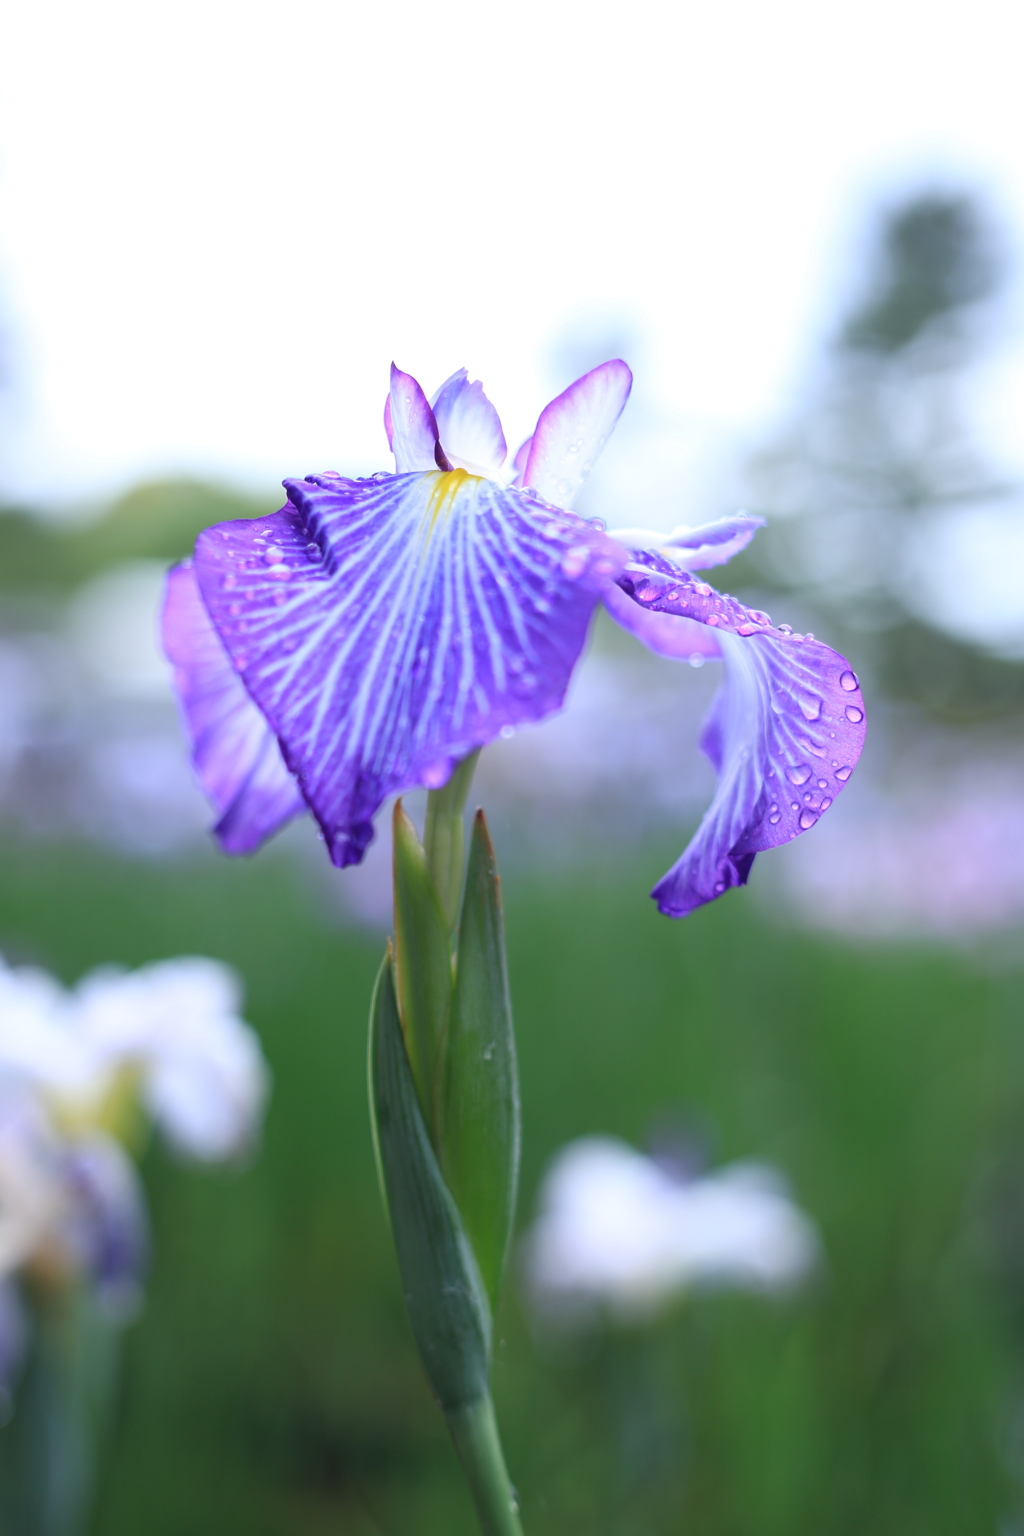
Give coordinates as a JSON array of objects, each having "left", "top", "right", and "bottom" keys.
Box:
[
  {"left": 431, "top": 370, "right": 507, "bottom": 476},
  {"left": 525, "top": 1136, "right": 818, "bottom": 1325},
  {"left": 75, "top": 958, "right": 269, "bottom": 1160},
  {"left": 522, "top": 360, "right": 633, "bottom": 510},
  {"left": 388, "top": 364, "right": 447, "bottom": 472}
]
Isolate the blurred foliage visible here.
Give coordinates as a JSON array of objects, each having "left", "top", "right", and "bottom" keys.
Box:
[
  {"left": 740, "top": 190, "right": 1024, "bottom": 723},
  {"left": 0, "top": 837, "right": 1022, "bottom": 1534},
  {"left": 0, "top": 480, "right": 277, "bottom": 595},
  {"left": 843, "top": 195, "right": 1002, "bottom": 354}
]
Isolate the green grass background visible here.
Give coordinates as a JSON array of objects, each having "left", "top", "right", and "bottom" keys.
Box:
[{"left": 1, "top": 832, "right": 1020, "bottom": 1535}]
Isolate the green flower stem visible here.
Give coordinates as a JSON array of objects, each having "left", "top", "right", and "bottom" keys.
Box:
[
  {"left": 424, "top": 750, "right": 481, "bottom": 931},
  {"left": 445, "top": 1395, "right": 524, "bottom": 1536}
]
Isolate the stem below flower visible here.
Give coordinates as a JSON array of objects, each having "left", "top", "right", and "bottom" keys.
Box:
[
  {"left": 424, "top": 750, "right": 481, "bottom": 931},
  {"left": 445, "top": 1394, "right": 524, "bottom": 1536}
]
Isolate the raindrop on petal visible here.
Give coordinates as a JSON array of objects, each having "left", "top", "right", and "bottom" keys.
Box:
[
  {"left": 799, "top": 809, "right": 818, "bottom": 830},
  {"left": 835, "top": 765, "right": 852, "bottom": 781},
  {"left": 844, "top": 705, "right": 864, "bottom": 723},
  {"left": 787, "top": 763, "right": 812, "bottom": 785},
  {"left": 839, "top": 670, "right": 859, "bottom": 692}
]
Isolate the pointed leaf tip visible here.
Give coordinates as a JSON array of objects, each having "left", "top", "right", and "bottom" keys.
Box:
[{"left": 438, "top": 810, "right": 520, "bottom": 1311}]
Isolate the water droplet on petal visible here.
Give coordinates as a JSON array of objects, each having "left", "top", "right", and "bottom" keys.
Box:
[
  {"left": 707, "top": 614, "right": 720, "bottom": 626},
  {"left": 821, "top": 797, "right": 832, "bottom": 809},
  {"left": 799, "top": 695, "right": 823, "bottom": 721},
  {"left": 714, "top": 880, "right": 727, "bottom": 894},
  {"left": 768, "top": 810, "right": 782, "bottom": 824},
  {"left": 799, "top": 808, "right": 818, "bottom": 830},
  {"left": 264, "top": 546, "right": 284, "bottom": 563},
  {"left": 787, "top": 763, "right": 812, "bottom": 785},
  {"left": 500, "top": 724, "right": 515, "bottom": 739},
  {"left": 688, "top": 653, "right": 705, "bottom": 668},
  {"left": 777, "top": 623, "right": 793, "bottom": 636},
  {"left": 835, "top": 765, "right": 852, "bottom": 781},
  {"left": 839, "top": 669, "right": 859, "bottom": 692},
  {"left": 561, "top": 545, "right": 590, "bottom": 579},
  {"left": 845, "top": 705, "right": 864, "bottom": 723}
]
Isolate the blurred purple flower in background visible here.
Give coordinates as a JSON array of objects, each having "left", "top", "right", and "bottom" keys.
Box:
[{"left": 163, "top": 361, "right": 866, "bottom": 915}]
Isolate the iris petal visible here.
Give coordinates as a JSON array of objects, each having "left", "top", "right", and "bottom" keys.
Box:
[
  {"left": 193, "top": 471, "right": 625, "bottom": 866},
  {"left": 608, "top": 513, "right": 765, "bottom": 571},
  {"left": 388, "top": 364, "right": 447, "bottom": 472},
  {"left": 522, "top": 360, "right": 632, "bottom": 509},
  {"left": 431, "top": 369, "right": 507, "bottom": 476},
  {"left": 603, "top": 581, "right": 722, "bottom": 661},
  {"left": 616, "top": 555, "right": 866, "bottom": 916},
  {"left": 161, "top": 563, "right": 305, "bottom": 853}
]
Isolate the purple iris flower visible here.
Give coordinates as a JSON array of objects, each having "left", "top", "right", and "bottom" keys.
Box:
[{"left": 162, "top": 361, "right": 865, "bottom": 916}]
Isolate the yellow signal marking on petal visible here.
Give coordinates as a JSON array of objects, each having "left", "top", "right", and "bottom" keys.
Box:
[{"left": 422, "top": 467, "right": 480, "bottom": 537}]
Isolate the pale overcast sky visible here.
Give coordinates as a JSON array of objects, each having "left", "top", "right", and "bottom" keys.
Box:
[{"left": 3, "top": 0, "right": 1024, "bottom": 513}]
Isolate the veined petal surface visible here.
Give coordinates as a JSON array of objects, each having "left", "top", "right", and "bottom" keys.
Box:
[
  {"left": 522, "top": 360, "right": 632, "bottom": 509},
  {"left": 617, "top": 554, "right": 866, "bottom": 916},
  {"left": 431, "top": 370, "right": 507, "bottom": 476},
  {"left": 161, "top": 563, "right": 305, "bottom": 853},
  {"left": 194, "top": 471, "right": 625, "bottom": 866}
]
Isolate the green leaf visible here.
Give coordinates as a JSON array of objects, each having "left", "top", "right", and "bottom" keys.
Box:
[
  {"left": 437, "top": 810, "right": 521, "bottom": 1312},
  {"left": 392, "top": 799, "right": 452, "bottom": 1132},
  {"left": 368, "top": 951, "right": 492, "bottom": 1413}
]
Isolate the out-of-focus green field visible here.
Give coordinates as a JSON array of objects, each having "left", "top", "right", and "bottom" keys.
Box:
[{"left": 1, "top": 833, "right": 1021, "bottom": 1535}]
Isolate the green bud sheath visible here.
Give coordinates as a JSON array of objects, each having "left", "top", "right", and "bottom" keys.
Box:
[
  {"left": 391, "top": 800, "right": 453, "bottom": 1132},
  {"left": 437, "top": 810, "right": 521, "bottom": 1313},
  {"left": 368, "top": 951, "right": 491, "bottom": 1411}
]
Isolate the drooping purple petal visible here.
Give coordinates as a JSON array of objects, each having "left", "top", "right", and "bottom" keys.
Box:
[
  {"left": 388, "top": 364, "right": 449, "bottom": 472},
  {"left": 194, "top": 471, "right": 625, "bottom": 866},
  {"left": 161, "top": 563, "right": 305, "bottom": 853},
  {"left": 616, "top": 553, "right": 866, "bottom": 916},
  {"left": 62, "top": 1135, "right": 149, "bottom": 1313},
  {"left": 431, "top": 369, "right": 507, "bottom": 476},
  {"left": 603, "top": 581, "right": 722, "bottom": 661},
  {"left": 522, "top": 360, "right": 633, "bottom": 509}
]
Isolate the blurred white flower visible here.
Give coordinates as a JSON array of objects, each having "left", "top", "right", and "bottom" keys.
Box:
[
  {"left": 0, "top": 1087, "right": 148, "bottom": 1334},
  {"left": 74, "top": 957, "right": 269, "bottom": 1160},
  {"left": 525, "top": 1136, "right": 819, "bottom": 1325},
  {"left": 0, "top": 950, "right": 267, "bottom": 1362},
  {"left": 0, "top": 1095, "right": 62, "bottom": 1277},
  {"left": 0, "top": 953, "right": 269, "bottom": 1160}
]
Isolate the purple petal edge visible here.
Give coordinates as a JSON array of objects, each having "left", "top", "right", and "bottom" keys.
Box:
[
  {"left": 161, "top": 562, "right": 305, "bottom": 854},
  {"left": 616, "top": 554, "right": 866, "bottom": 916}
]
